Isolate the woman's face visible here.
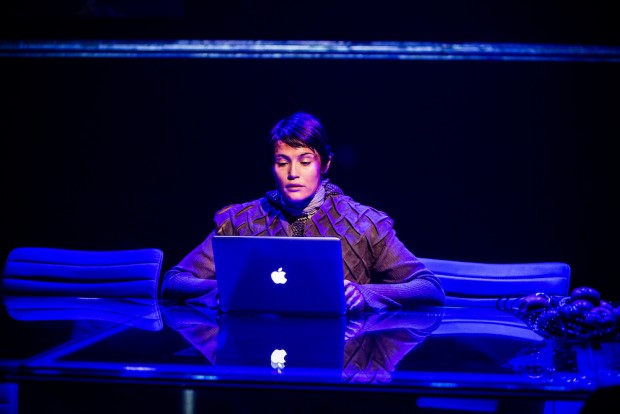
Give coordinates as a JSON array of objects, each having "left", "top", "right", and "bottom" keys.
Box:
[{"left": 272, "top": 141, "right": 330, "bottom": 206}]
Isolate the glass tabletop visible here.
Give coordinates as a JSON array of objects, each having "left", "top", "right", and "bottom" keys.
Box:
[{"left": 2, "top": 295, "right": 619, "bottom": 394}]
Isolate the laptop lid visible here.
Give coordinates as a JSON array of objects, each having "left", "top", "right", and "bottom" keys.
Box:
[{"left": 212, "top": 235, "right": 346, "bottom": 315}]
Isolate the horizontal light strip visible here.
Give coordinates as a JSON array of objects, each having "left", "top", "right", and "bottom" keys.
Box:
[{"left": 1, "top": 40, "right": 620, "bottom": 62}]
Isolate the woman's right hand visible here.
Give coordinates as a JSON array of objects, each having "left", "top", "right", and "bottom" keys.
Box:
[{"left": 344, "top": 279, "right": 367, "bottom": 313}]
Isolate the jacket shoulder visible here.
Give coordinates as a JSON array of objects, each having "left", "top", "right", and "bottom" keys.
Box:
[
  {"left": 324, "top": 194, "right": 394, "bottom": 236},
  {"left": 214, "top": 198, "right": 284, "bottom": 236}
]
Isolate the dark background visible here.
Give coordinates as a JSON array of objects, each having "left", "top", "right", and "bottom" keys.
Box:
[
  {"left": 1, "top": 1, "right": 619, "bottom": 298},
  {"left": 2, "top": 1, "right": 620, "bottom": 45}
]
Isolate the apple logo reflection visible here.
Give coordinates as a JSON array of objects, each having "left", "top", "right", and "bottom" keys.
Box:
[{"left": 270, "top": 349, "right": 287, "bottom": 372}]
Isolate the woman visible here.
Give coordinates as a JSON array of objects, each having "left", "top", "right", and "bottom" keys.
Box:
[{"left": 161, "top": 111, "right": 445, "bottom": 312}]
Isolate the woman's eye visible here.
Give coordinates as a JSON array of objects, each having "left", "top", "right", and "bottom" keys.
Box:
[
  {"left": 276, "top": 162, "right": 288, "bottom": 167},
  {"left": 300, "top": 161, "right": 311, "bottom": 166}
]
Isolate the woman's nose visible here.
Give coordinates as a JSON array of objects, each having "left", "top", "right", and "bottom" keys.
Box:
[{"left": 288, "top": 163, "right": 299, "bottom": 179}]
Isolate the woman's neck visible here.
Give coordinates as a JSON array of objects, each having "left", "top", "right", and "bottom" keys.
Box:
[{"left": 279, "top": 180, "right": 327, "bottom": 218}]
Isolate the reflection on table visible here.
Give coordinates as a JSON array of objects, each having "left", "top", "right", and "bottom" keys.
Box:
[
  {"left": 1, "top": 295, "right": 619, "bottom": 413},
  {"left": 163, "top": 303, "right": 443, "bottom": 384}
]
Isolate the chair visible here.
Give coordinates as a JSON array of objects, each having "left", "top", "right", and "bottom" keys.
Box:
[
  {"left": 1, "top": 247, "right": 164, "bottom": 299},
  {"left": 409, "top": 259, "right": 573, "bottom": 414},
  {"left": 418, "top": 257, "right": 571, "bottom": 307}
]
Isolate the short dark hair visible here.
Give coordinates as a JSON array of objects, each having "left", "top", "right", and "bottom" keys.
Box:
[{"left": 268, "top": 112, "right": 333, "bottom": 172}]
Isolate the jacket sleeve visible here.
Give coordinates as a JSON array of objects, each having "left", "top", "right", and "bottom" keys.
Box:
[
  {"left": 159, "top": 231, "right": 219, "bottom": 303},
  {"left": 357, "top": 225, "right": 445, "bottom": 309},
  {"left": 159, "top": 203, "right": 245, "bottom": 302}
]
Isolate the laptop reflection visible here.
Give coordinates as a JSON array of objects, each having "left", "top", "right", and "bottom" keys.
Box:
[
  {"left": 162, "top": 303, "right": 442, "bottom": 383},
  {"left": 216, "top": 313, "right": 346, "bottom": 377}
]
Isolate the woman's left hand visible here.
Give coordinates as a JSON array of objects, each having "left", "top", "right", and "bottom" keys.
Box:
[{"left": 344, "top": 279, "right": 367, "bottom": 313}]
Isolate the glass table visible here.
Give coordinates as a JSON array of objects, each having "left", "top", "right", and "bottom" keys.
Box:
[{"left": 1, "top": 295, "right": 618, "bottom": 413}]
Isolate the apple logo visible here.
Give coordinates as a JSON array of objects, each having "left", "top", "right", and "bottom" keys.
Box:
[
  {"left": 271, "top": 267, "right": 287, "bottom": 284},
  {"left": 271, "top": 349, "right": 287, "bottom": 372}
]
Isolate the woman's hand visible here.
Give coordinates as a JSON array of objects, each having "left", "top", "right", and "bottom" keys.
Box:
[
  {"left": 344, "top": 316, "right": 365, "bottom": 340},
  {"left": 344, "top": 279, "right": 367, "bottom": 313}
]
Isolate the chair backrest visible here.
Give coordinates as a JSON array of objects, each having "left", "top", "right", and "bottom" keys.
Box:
[
  {"left": 1, "top": 247, "right": 164, "bottom": 299},
  {"left": 418, "top": 257, "right": 571, "bottom": 307}
]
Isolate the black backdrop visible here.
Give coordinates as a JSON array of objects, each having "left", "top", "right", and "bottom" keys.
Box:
[
  {"left": 2, "top": 55, "right": 618, "bottom": 297},
  {"left": 3, "top": 1, "right": 619, "bottom": 45},
  {"left": 2, "top": 0, "right": 619, "bottom": 299}
]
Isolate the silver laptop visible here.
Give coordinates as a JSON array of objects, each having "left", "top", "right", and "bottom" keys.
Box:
[{"left": 212, "top": 235, "right": 346, "bottom": 315}]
